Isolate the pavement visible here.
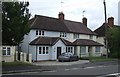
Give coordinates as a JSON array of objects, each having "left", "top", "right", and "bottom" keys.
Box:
[{"left": 33, "top": 60, "right": 90, "bottom": 66}]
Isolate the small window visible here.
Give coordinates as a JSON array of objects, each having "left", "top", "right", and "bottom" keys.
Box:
[
  {"left": 66, "top": 46, "right": 73, "bottom": 53},
  {"left": 80, "top": 46, "right": 86, "bottom": 54},
  {"left": 60, "top": 32, "right": 67, "bottom": 37},
  {"left": 2, "top": 47, "right": 11, "bottom": 56},
  {"left": 89, "top": 35, "right": 93, "bottom": 40},
  {"left": 74, "top": 34, "right": 79, "bottom": 39},
  {"left": 36, "top": 30, "right": 44, "bottom": 36},
  {"left": 95, "top": 47, "right": 100, "bottom": 53},
  {"left": 38, "top": 46, "right": 49, "bottom": 54}
]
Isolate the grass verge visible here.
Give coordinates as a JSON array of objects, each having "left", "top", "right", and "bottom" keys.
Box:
[
  {"left": 2, "top": 61, "right": 33, "bottom": 67},
  {"left": 81, "top": 56, "right": 119, "bottom": 62}
]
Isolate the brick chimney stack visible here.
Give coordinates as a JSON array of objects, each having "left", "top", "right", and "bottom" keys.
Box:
[
  {"left": 108, "top": 17, "right": 114, "bottom": 27},
  {"left": 82, "top": 17, "right": 87, "bottom": 26},
  {"left": 58, "top": 12, "right": 64, "bottom": 20}
]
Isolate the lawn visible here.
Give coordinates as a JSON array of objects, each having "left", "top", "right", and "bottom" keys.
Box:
[
  {"left": 2, "top": 62, "right": 33, "bottom": 67},
  {"left": 81, "top": 56, "right": 119, "bottom": 61}
]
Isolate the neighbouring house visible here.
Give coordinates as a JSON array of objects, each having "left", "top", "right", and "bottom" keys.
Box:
[
  {"left": 94, "top": 17, "right": 120, "bottom": 55},
  {"left": 2, "top": 42, "right": 17, "bottom": 62},
  {"left": 21, "top": 12, "right": 103, "bottom": 61}
]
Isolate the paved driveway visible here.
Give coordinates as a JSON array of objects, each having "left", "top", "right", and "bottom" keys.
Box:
[{"left": 33, "top": 60, "right": 90, "bottom": 66}]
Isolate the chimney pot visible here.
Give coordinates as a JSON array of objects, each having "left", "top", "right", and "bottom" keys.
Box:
[
  {"left": 108, "top": 17, "right": 114, "bottom": 27},
  {"left": 82, "top": 17, "right": 87, "bottom": 26},
  {"left": 58, "top": 12, "right": 64, "bottom": 20}
]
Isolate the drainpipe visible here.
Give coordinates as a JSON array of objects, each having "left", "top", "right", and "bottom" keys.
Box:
[{"left": 36, "top": 46, "right": 37, "bottom": 62}]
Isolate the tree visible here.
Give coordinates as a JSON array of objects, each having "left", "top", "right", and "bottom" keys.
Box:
[
  {"left": 2, "top": 1, "right": 31, "bottom": 45},
  {"left": 107, "top": 27, "right": 120, "bottom": 58}
]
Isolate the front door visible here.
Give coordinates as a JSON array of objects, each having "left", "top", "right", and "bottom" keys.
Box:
[{"left": 57, "top": 47, "right": 61, "bottom": 59}]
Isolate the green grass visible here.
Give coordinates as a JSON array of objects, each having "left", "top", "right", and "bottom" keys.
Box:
[
  {"left": 82, "top": 56, "right": 119, "bottom": 61},
  {"left": 2, "top": 62, "right": 33, "bottom": 67}
]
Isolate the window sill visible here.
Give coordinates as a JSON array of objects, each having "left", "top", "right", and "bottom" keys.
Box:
[{"left": 2, "top": 55, "right": 12, "bottom": 57}]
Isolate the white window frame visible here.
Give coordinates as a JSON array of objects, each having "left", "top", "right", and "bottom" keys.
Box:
[
  {"left": 80, "top": 46, "right": 86, "bottom": 54},
  {"left": 66, "top": 46, "right": 73, "bottom": 53},
  {"left": 60, "top": 32, "right": 67, "bottom": 37},
  {"left": 38, "top": 46, "right": 49, "bottom": 55},
  {"left": 2, "top": 47, "right": 11, "bottom": 56},
  {"left": 36, "top": 30, "right": 44, "bottom": 36},
  {"left": 73, "top": 33, "right": 79, "bottom": 39},
  {"left": 95, "top": 46, "right": 100, "bottom": 53}
]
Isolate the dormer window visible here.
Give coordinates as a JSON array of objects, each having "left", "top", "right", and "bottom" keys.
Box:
[
  {"left": 73, "top": 33, "right": 79, "bottom": 39},
  {"left": 60, "top": 32, "right": 67, "bottom": 37},
  {"left": 36, "top": 30, "right": 44, "bottom": 36}
]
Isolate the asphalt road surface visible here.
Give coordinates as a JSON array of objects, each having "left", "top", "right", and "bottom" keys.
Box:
[{"left": 3, "top": 65, "right": 119, "bottom": 76}]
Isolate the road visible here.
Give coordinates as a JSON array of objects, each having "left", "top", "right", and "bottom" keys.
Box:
[
  {"left": 2, "top": 61, "right": 120, "bottom": 77},
  {"left": 3, "top": 65, "right": 119, "bottom": 76}
]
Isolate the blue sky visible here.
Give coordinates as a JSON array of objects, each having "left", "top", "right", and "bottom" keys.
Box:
[{"left": 21, "top": 0, "right": 119, "bottom": 30}]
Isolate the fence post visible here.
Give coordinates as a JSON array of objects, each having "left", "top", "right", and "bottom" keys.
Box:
[
  {"left": 15, "top": 51, "right": 18, "bottom": 61},
  {"left": 23, "top": 53, "right": 27, "bottom": 62},
  {"left": 28, "top": 54, "right": 32, "bottom": 63},
  {"left": 20, "top": 52, "right": 23, "bottom": 62}
]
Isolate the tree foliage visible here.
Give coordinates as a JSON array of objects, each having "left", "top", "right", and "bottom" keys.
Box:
[
  {"left": 2, "top": 2, "right": 31, "bottom": 44},
  {"left": 107, "top": 27, "right": 120, "bottom": 58}
]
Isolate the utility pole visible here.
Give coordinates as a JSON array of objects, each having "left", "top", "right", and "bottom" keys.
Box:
[{"left": 103, "top": 0, "right": 108, "bottom": 58}]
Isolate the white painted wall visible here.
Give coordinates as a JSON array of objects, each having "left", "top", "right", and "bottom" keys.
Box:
[{"left": 52, "top": 40, "right": 66, "bottom": 60}]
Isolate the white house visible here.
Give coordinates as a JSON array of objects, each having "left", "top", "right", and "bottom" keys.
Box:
[{"left": 21, "top": 12, "right": 103, "bottom": 61}]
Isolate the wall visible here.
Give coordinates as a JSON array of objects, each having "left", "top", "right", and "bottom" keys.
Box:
[
  {"left": 118, "top": 1, "right": 120, "bottom": 25},
  {"left": 96, "top": 36, "right": 107, "bottom": 55},
  {"left": 2, "top": 46, "right": 16, "bottom": 62}
]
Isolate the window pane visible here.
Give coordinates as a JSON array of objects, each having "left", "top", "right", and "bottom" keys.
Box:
[
  {"left": 42, "top": 31, "right": 44, "bottom": 35},
  {"left": 68, "top": 47, "right": 70, "bottom": 52},
  {"left": 2, "top": 47, "right": 6, "bottom": 55},
  {"left": 46, "top": 47, "right": 48, "bottom": 54},
  {"left": 2, "top": 50, "right": 6, "bottom": 55},
  {"left": 7, "top": 48, "right": 10, "bottom": 55},
  {"left": 36, "top": 30, "right": 38, "bottom": 35},
  {"left": 39, "top": 47, "right": 42, "bottom": 54},
  {"left": 43, "top": 47, "right": 45, "bottom": 54},
  {"left": 39, "top": 30, "right": 41, "bottom": 35}
]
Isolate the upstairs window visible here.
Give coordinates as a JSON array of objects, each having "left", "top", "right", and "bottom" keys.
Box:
[
  {"left": 2, "top": 47, "right": 11, "bottom": 56},
  {"left": 36, "top": 30, "right": 44, "bottom": 36},
  {"left": 60, "top": 32, "right": 67, "bottom": 37},
  {"left": 73, "top": 33, "right": 79, "bottom": 39},
  {"left": 89, "top": 35, "right": 93, "bottom": 40}
]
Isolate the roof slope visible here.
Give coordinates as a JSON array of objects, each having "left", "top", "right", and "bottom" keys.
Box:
[
  {"left": 73, "top": 39, "right": 103, "bottom": 46},
  {"left": 29, "top": 37, "right": 73, "bottom": 46},
  {"left": 30, "top": 15, "right": 96, "bottom": 35},
  {"left": 94, "top": 23, "right": 120, "bottom": 37}
]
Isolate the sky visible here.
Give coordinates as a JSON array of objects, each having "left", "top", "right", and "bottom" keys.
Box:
[{"left": 20, "top": 0, "right": 119, "bottom": 31}]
